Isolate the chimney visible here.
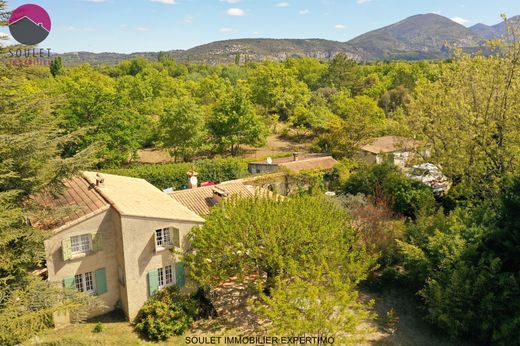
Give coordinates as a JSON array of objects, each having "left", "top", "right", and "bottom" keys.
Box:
[
  {"left": 187, "top": 171, "right": 198, "bottom": 189},
  {"left": 212, "top": 187, "right": 230, "bottom": 204},
  {"left": 293, "top": 152, "right": 300, "bottom": 162},
  {"left": 95, "top": 173, "right": 105, "bottom": 187}
]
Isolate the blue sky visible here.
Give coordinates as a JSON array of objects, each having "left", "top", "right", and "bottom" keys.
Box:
[{"left": 1, "top": 0, "right": 519, "bottom": 53}]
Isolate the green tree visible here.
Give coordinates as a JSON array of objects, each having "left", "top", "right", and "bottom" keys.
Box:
[
  {"left": 208, "top": 82, "right": 267, "bottom": 155},
  {"left": 185, "top": 194, "right": 376, "bottom": 293},
  {"left": 322, "top": 53, "right": 362, "bottom": 94},
  {"left": 49, "top": 57, "right": 63, "bottom": 78},
  {"left": 159, "top": 97, "right": 207, "bottom": 162},
  {"left": 249, "top": 61, "right": 311, "bottom": 120},
  {"left": 409, "top": 39, "right": 520, "bottom": 199}
]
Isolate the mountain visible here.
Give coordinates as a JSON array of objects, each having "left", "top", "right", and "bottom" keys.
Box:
[
  {"left": 58, "top": 39, "right": 368, "bottom": 66},
  {"left": 348, "top": 13, "right": 481, "bottom": 60},
  {"left": 470, "top": 16, "right": 520, "bottom": 39},
  {"left": 56, "top": 13, "right": 517, "bottom": 66}
]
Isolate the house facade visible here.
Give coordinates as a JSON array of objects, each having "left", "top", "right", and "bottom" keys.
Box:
[
  {"left": 357, "top": 136, "right": 427, "bottom": 168},
  {"left": 35, "top": 172, "right": 204, "bottom": 321}
]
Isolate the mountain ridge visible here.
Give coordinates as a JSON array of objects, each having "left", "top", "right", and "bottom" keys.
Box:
[{"left": 57, "top": 13, "right": 517, "bottom": 66}]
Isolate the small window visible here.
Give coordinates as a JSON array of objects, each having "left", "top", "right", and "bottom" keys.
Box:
[
  {"left": 74, "top": 271, "right": 95, "bottom": 294},
  {"left": 71, "top": 234, "right": 92, "bottom": 255},
  {"left": 157, "top": 265, "right": 175, "bottom": 288},
  {"left": 155, "top": 228, "right": 179, "bottom": 247}
]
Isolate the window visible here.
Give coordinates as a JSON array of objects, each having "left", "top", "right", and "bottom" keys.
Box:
[
  {"left": 74, "top": 272, "right": 95, "bottom": 293},
  {"left": 154, "top": 228, "right": 180, "bottom": 251},
  {"left": 157, "top": 265, "right": 175, "bottom": 288},
  {"left": 70, "top": 234, "right": 92, "bottom": 255}
]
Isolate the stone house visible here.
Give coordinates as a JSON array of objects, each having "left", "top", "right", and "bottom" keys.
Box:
[{"left": 32, "top": 172, "right": 204, "bottom": 321}]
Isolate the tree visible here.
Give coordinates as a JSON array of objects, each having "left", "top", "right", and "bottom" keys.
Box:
[
  {"left": 159, "top": 97, "right": 207, "bottom": 162},
  {"left": 409, "top": 32, "right": 520, "bottom": 199},
  {"left": 0, "top": 70, "right": 98, "bottom": 344},
  {"left": 317, "top": 94, "right": 386, "bottom": 158},
  {"left": 185, "top": 194, "right": 376, "bottom": 293},
  {"left": 49, "top": 57, "right": 63, "bottom": 78},
  {"left": 322, "top": 53, "right": 362, "bottom": 94},
  {"left": 249, "top": 61, "right": 311, "bottom": 121},
  {"left": 208, "top": 81, "right": 267, "bottom": 155}
]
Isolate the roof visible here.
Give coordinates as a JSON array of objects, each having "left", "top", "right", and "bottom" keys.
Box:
[
  {"left": 280, "top": 156, "right": 338, "bottom": 173},
  {"left": 29, "top": 176, "right": 110, "bottom": 231},
  {"left": 360, "top": 136, "right": 422, "bottom": 154},
  {"left": 250, "top": 153, "right": 338, "bottom": 173},
  {"left": 82, "top": 172, "right": 204, "bottom": 223},
  {"left": 168, "top": 182, "right": 255, "bottom": 216},
  {"left": 250, "top": 153, "right": 330, "bottom": 165}
]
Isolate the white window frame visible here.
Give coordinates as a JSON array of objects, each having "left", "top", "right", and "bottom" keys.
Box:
[
  {"left": 74, "top": 271, "right": 95, "bottom": 294},
  {"left": 157, "top": 265, "right": 175, "bottom": 289},
  {"left": 70, "top": 234, "right": 92, "bottom": 255},
  {"left": 155, "top": 228, "right": 172, "bottom": 248}
]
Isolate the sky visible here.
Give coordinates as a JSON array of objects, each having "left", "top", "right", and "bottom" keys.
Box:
[{"left": 1, "top": 0, "right": 519, "bottom": 53}]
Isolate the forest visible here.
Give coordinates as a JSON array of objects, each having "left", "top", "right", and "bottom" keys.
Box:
[{"left": 1, "top": 1, "right": 520, "bottom": 343}]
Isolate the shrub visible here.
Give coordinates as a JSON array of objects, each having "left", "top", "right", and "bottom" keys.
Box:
[
  {"left": 92, "top": 322, "right": 103, "bottom": 333},
  {"left": 134, "top": 286, "right": 199, "bottom": 341},
  {"left": 103, "top": 157, "right": 249, "bottom": 190}
]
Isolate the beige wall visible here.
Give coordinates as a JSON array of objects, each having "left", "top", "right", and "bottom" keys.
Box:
[
  {"left": 119, "top": 215, "right": 203, "bottom": 320},
  {"left": 44, "top": 208, "right": 120, "bottom": 318}
]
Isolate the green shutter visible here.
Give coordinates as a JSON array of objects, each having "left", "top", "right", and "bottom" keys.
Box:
[
  {"left": 63, "top": 276, "right": 75, "bottom": 290},
  {"left": 92, "top": 233, "right": 103, "bottom": 252},
  {"left": 95, "top": 268, "right": 107, "bottom": 295},
  {"left": 62, "top": 238, "right": 72, "bottom": 261},
  {"left": 175, "top": 262, "right": 185, "bottom": 288},
  {"left": 171, "top": 228, "right": 180, "bottom": 248},
  {"left": 148, "top": 270, "right": 159, "bottom": 296}
]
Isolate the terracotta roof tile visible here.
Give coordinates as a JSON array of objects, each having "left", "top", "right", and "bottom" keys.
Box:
[
  {"left": 279, "top": 156, "right": 338, "bottom": 172},
  {"left": 168, "top": 182, "right": 255, "bottom": 216},
  {"left": 30, "top": 176, "right": 109, "bottom": 230}
]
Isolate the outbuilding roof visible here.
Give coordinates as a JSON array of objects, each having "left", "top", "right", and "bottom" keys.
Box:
[
  {"left": 360, "top": 136, "right": 421, "bottom": 154},
  {"left": 168, "top": 182, "right": 255, "bottom": 216},
  {"left": 250, "top": 153, "right": 338, "bottom": 173}
]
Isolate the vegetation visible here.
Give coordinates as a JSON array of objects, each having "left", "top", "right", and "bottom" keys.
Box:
[
  {"left": 185, "top": 195, "right": 377, "bottom": 340},
  {"left": 134, "top": 286, "right": 199, "bottom": 341}
]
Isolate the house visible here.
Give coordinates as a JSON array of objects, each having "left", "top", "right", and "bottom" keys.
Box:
[
  {"left": 358, "top": 136, "right": 426, "bottom": 167},
  {"left": 248, "top": 153, "right": 338, "bottom": 174},
  {"left": 32, "top": 172, "right": 205, "bottom": 321}
]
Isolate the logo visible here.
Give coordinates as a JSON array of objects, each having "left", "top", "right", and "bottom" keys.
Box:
[{"left": 8, "top": 4, "right": 51, "bottom": 45}]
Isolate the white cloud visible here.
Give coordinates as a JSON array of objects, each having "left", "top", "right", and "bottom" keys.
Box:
[
  {"left": 136, "top": 26, "right": 150, "bottom": 32},
  {"left": 150, "top": 0, "right": 178, "bottom": 4},
  {"left": 432, "top": 10, "right": 441, "bottom": 14},
  {"left": 219, "top": 27, "right": 234, "bottom": 32},
  {"left": 84, "top": 0, "right": 109, "bottom": 2},
  {"left": 62, "top": 26, "right": 97, "bottom": 32},
  {"left": 357, "top": 0, "right": 372, "bottom": 4},
  {"left": 220, "top": 0, "right": 240, "bottom": 3},
  {"left": 335, "top": 24, "right": 346, "bottom": 29},
  {"left": 299, "top": 9, "right": 310, "bottom": 15},
  {"left": 184, "top": 15, "right": 194, "bottom": 24},
  {"left": 450, "top": 17, "right": 469, "bottom": 25},
  {"left": 226, "top": 8, "right": 245, "bottom": 16},
  {"left": 276, "top": 2, "right": 289, "bottom": 7}
]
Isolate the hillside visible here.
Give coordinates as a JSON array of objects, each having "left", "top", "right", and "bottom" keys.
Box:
[
  {"left": 348, "top": 13, "right": 480, "bottom": 60},
  {"left": 57, "top": 13, "right": 518, "bottom": 66},
  {"left": 470, "top": 15, "right": 520, "bottom": 39}
]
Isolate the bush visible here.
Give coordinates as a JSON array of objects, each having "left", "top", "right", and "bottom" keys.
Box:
[
  {"left": 134, "top": 286, "right": 199, "bottom": 341},
  {"left": 103, "top": 157, "right": 249, "bottom": 190},
  {"left": 92, "top": 322, "right": 103, "bottom": 333},
  {"left": 343, "top": 164, "right": 436, "bottom": 219}
]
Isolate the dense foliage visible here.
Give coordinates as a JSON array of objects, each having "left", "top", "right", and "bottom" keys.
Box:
[
  {"left": 134, "top": 285, "right": 199, "bottom": 341},
  {"left": 185, "top": 195, "right": 377, "bottom": 339},
  {"left": 103, "top": 157, "right": 249, "bottom": 190}
]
